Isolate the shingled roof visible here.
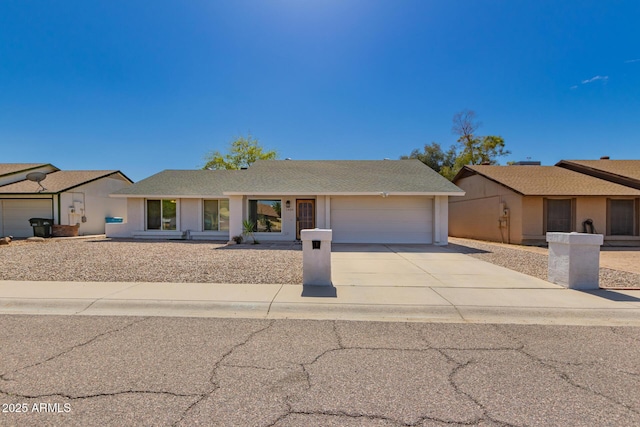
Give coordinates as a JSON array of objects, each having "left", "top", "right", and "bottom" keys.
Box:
[
  {"left": 226, "top": 159, "right": 463, "bottom": 195},
  {"left": 0, "top": 163, "right": 53, "bottom": 177},
  {"left": 110, "top": 170, "right": 245, "bottom": 197},
  {"left": 0, "top": 170, "right": 130, "bottom": 194},
  {"left": 556, "top": 160, "right": 640, "bottom": 190},
  {"left": 112, "top": 159, "right": 464, "bottom": 197},
  {"left": 455, "top": 165, "right": 640, "bottom": 196}
]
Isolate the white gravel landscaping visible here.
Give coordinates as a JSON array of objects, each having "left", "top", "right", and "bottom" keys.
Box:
[{"left": 0, "top": 238, "right": 303, "bottom": 284}]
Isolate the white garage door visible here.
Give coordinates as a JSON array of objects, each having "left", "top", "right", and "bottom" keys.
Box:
[
  {"left": 1, "top": 199, "right": 53, "bottom": 238},
  {"left": 330, "top": 196, "right": 433, "bottom": 244}
]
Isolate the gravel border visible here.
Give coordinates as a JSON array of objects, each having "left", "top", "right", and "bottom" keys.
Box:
[
  {"left": 448, "top": 237, "right": 640, "bottom": 289},
  {"left": 0, "top": 238, "right": 303, "bottom": 284}
]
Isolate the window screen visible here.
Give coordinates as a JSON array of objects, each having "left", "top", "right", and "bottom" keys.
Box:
[
  {"left": 610, "top": 199, "right": 635, "bottom": 236},
  {"left": 546, "top": 199, "right": 572, "bottom": 232}
]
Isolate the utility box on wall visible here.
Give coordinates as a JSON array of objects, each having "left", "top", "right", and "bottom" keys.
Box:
[{"left": 301, "top": 228, "right": 332, "bottom": 286}]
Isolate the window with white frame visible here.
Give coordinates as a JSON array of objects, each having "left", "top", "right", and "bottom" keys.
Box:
[
  {"left": 147, "top": 199, "right": 177, "bottom": 230},
  {"left": 203, "top": 199, "right": 229, "bottom": 231},
  {"left": 248, "top": 200, "right": 282, "bottom": 232}
]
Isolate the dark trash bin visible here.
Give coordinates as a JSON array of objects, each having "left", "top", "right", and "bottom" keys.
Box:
[{"left": 29, "top": 218, "right": 53, "bottom": 238}]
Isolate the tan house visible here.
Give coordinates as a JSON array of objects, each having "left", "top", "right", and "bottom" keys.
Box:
[{"left": 449, "top": 162, "right": 640, "bottom": 246}]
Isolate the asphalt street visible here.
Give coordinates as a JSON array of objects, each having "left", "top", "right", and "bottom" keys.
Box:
[{"left": 0, "top": 315, "right": 639, "bottom": 426}]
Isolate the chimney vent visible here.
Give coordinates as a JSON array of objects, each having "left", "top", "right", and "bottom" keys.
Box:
[{"left": 600, "top": 156, "right": 610, "bottom": 160}]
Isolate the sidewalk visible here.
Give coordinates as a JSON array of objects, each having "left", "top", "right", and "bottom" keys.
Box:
[{"left": 1, "top": 278, "right": 639, "bottom": 326}]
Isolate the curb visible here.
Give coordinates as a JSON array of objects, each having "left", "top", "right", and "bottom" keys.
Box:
[{"left": 2, "top": 297, "right": 640, "bottom": 326}]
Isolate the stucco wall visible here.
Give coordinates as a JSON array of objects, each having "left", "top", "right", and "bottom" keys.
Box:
[
  {"left": 449, "top": 174, "right": 523, "bottom": 243},
  {"left": 59, "top": 175, "right": 130, "bottom": 235},
  {"left": 180, "top": 199, "right": 200, "bottom": 232},
  {"left": 521, "top": 197, "right": 543, "bottom": 239},
  {"left": 105, "top": 197, "right": 142, "bottom": 238}
]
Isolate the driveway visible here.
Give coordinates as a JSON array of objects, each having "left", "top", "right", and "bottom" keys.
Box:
[{"left": 331, "top": 243, "right": 557, "bottom": 289}]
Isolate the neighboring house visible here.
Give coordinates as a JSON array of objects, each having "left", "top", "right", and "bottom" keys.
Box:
[
  {"left": 0, "top": 163, "right": 133, "bottom": 238},
  {"left": 556, "top": 159, "right": 640, "bottom": 190},
  {"left": 449, "top": 163, "right": 640, "bottom": 246},
  {"left": 108, "top": 159, "right": 464, "bottom": 244}
]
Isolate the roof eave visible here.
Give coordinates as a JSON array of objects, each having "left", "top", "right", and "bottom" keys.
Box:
[
  {"left": 222, "top": 191, "right": 464, "bottom": 196},
  {"left": 110, "top": 193, "right": 227, "bottom": 199}
]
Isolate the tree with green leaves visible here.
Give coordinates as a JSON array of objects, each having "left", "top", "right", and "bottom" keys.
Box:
[
  {"left": 202, "top": 134, "right": 277, "bottom": 170},
  {"left": 403, "top": 110, "right": 509, "bottom": 180},
  {"left": 401, "top": 142, "right": 457, "bottom": 175}
]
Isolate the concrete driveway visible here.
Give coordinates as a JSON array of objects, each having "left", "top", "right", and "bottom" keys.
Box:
[{"left": 331, "top": 243, "right": 558, "bottom": 289}]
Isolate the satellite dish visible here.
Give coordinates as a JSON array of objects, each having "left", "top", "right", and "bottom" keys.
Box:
[{"left": 26, "top": 172, "right": 47, "bottom": 192}]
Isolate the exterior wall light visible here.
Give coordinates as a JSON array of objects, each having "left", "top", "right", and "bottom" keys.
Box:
[{"left": 286, "top": 200, "right": 291, "bottom": 208}]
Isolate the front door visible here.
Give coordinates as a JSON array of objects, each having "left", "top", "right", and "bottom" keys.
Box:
[{"left": 296, "top": 199, "right": 315, "bottom": 239}]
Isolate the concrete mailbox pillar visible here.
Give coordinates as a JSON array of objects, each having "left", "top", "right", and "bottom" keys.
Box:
[
  {"left": 301, "top": 228, "right": 332, "bottom": 286},
  {"left": 547, "top": 232, "right": 603, "bottom": 290}
]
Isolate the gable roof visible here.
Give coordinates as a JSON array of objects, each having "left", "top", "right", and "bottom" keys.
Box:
[
  {"left": 110, "top": 170, "right": 245, "bottom": 197},
  {"left": 112, "top": 159, "right": 464, "bottom": 197},
  {"left": 0, "top": 163, "right": 53, "bottom": 177},
  {"left": 0, "top": 170, "right": 131, "bottom": 194},
  {"left": 226, "top": 159, "right": 463, "bottom": 195},
  {"left": 556, "top": 160, "right": 640, "bottom": 190},
  {"left": 454, "top": 165, "right": 640, "bottom": 196}
]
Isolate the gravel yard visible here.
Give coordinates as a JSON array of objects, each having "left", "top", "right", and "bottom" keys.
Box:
[
  {"left": 0, "top": 238, "right": 303, "bottom": 284},
  {"left": 448, "top": 237, "right": 640, "bottom": 289},
  {"left": 1, "top": 236, "right": 639, "bottom": 288}
]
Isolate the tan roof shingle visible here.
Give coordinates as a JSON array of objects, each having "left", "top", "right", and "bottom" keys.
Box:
[
  {"left": 557, "top": 160, "right": 640, "bottom": 183},
  {"left": 457, "top": 165, "right": 640, "bottom": 196},
  {"left": 0, "top": 163, "right": 51, "bottom": 177},
  {"left": 0, "top": 171, "right": 124, "bottom": 194}
]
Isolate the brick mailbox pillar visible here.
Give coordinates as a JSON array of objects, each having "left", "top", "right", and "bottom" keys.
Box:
[
  {"left": 301, "top": 228, "right": 332, "bottom": 286},
  {"left": 546, "top": 232, "right": 603, "bottom": 290}
]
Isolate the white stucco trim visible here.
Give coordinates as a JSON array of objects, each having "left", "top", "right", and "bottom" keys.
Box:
[
  {"left": 110, "top": 194, "right": 227, "bottom": 199},
  {"left": 325, "top": 195, "right": 331, "bottom": 229},
  {"left": 433, "top": 195, "right": 449, "bottom": 245},
  {"left": 222, "top": 191, "right": 464, "bottom": 197},
  {"left": 228, "top": 195, "right": 243, "bottom": 240}
]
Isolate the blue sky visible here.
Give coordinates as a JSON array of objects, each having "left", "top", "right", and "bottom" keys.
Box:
[{"left": 1, "top": 0, "right": 639, "bottom": 182}]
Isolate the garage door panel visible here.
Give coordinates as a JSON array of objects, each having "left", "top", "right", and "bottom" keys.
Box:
[
  {"left": 1, "top": 199, "right": 52, "bottom": 238},
  {"left": 331, "top": 196, "right": 433, "bottom": 244}
]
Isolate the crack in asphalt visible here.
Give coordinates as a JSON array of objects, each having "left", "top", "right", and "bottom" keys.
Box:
[
  {"left": 278, "top": 409, "right": 411, "bottom": 426},
  {"left": 406, "top": 322, "right": 525, "bottom": 427},
  {"left": 519, "top": 349, "right": 640, "bottom": 416},
  {"left": 0, "top": 389, "right": 202, "bottom": 400},
  {"left": 2, "top": 318, "right": 637, "bottom": 426},
  {"left": 171, "top": 320, "right": 275, "bottom": 427},
  {"left": 332, "top": 320, "right": 346, "bottom": 349},
  {"left": 269, "top": 322, "right": 502, "bottom": 427},
  {"left": 0, "top": 317, "right": 149, "bottom": 382},
  {"left": 498, "top": 328, "right": 640, "bottom": 417}
]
